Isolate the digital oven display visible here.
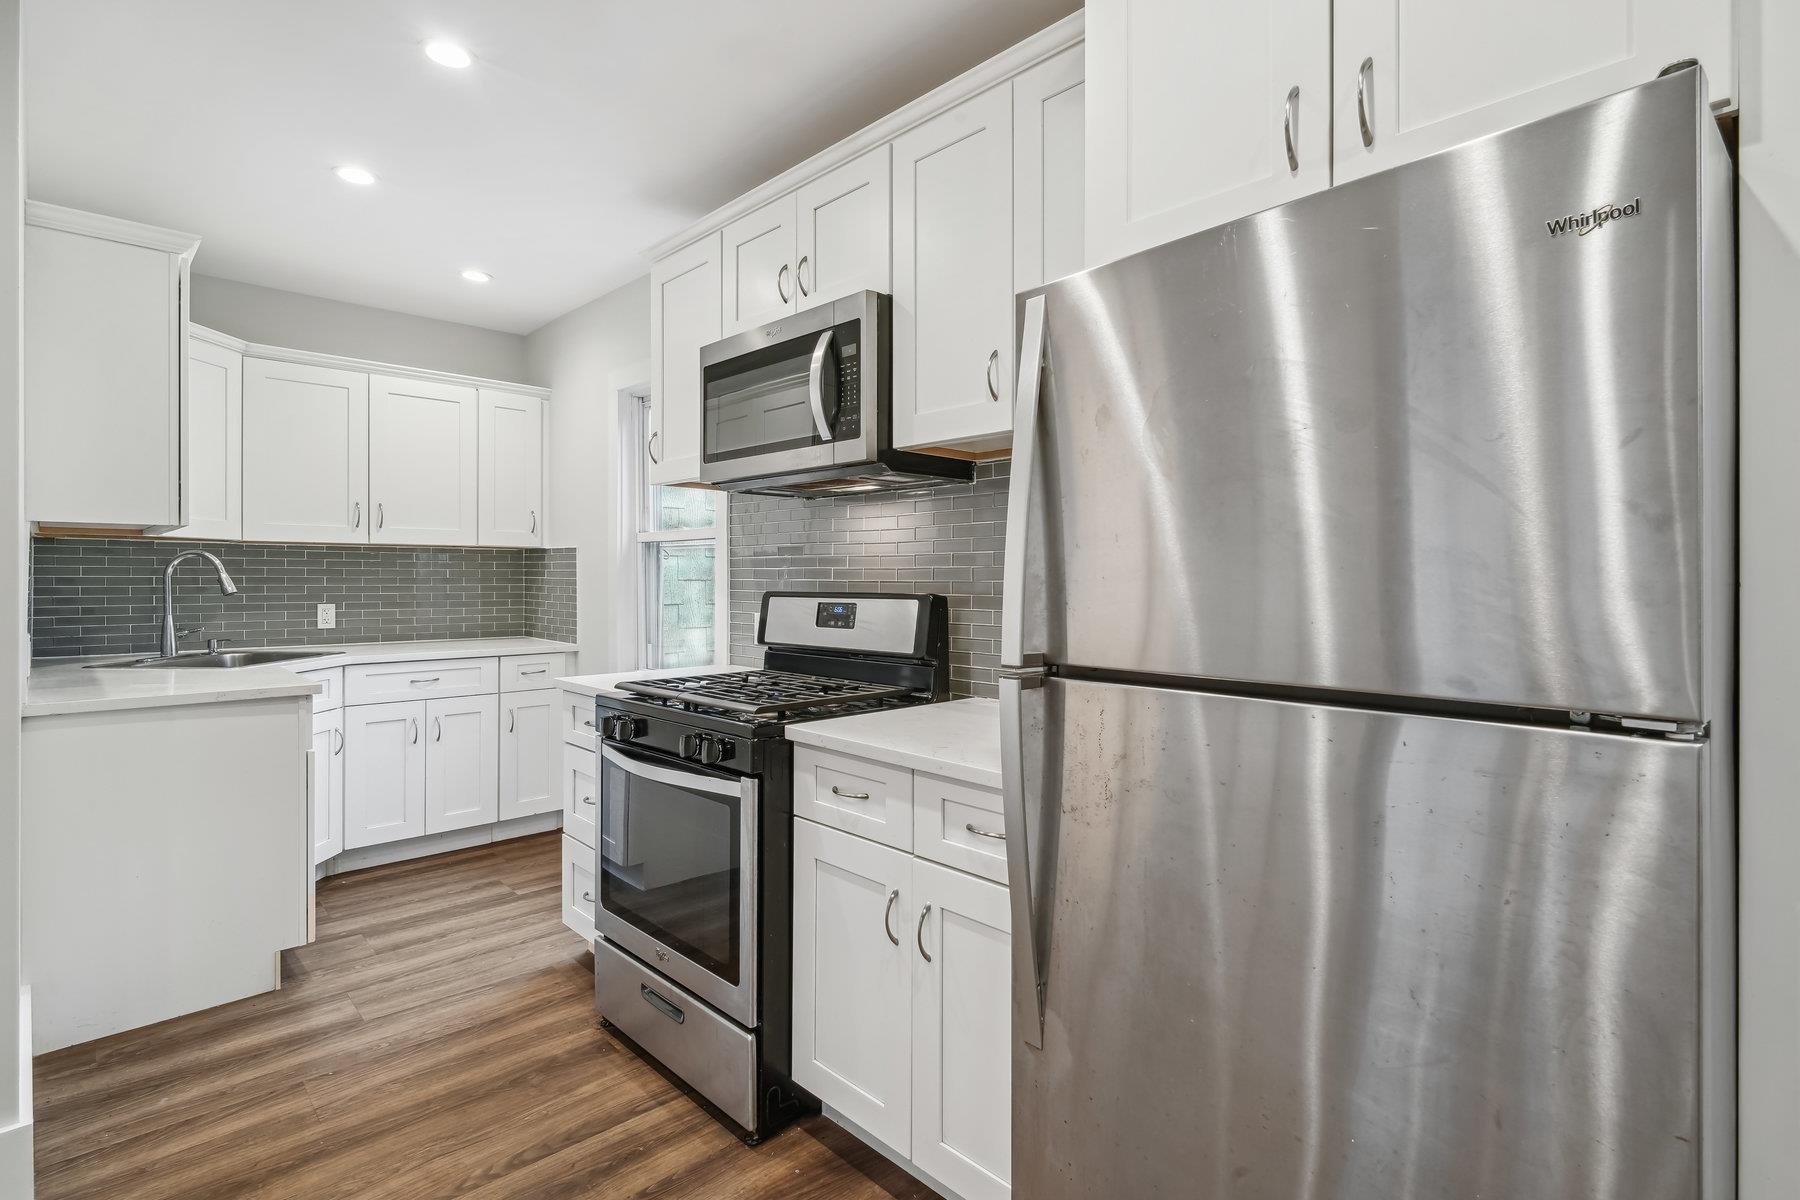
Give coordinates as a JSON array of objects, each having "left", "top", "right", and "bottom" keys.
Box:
[{"left": 816, "top": 602, "right": 858, "bottom": 629}]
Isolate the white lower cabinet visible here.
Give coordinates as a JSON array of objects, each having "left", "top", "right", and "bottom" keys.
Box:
[
  {"left": 562, "top": 834, "right": 597, "bottom": 944},
  {"left": 343, "top": 700, "right": 428, "bottom": 849},
  {"left": 500, "top": 688, "right": 561, "bottom": 821},
  {"left": 423, "top": 694, "right": 499, "bottom": 833},
  {"left": 310, "top": 709, "right": 344, "bottom": 865},
  {"left": 561, "top": 740, "right": 598, "bottom": 850}
]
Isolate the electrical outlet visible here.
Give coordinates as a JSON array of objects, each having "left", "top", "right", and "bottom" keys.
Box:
[{"left": 316, "top": 603, "right": 336, "bottom": 630}]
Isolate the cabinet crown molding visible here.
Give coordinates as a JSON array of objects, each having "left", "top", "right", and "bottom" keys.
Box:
[
  {"left": 644, "top": 10, "right": 1083, "bottom": 263},
  {"left": 190, "top": 323, "right": 550, "bottom": 398},
  {"left": 25, "top": 200, "right": 201, "bottom": 259}
]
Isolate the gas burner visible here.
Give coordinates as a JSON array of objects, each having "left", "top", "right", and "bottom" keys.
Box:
[{"left": 618, "top": 669, "right": 912, "bottom": 716}]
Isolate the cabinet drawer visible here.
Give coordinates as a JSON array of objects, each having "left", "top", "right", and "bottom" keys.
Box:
[
  {"left": 793, "top": 745, "right": 914, "bottom": 851},
  {"left": 561, "top": 690, "right": 598, "bottom": 751},
  {"left": 561, "top": 833, "right": 596, "bottom": 944},
  {"left": 343, "top": 657, "right": 498, "bottom": 705},
  {"left": 299, "top": 666, "right": 343, "bottom": 713},
  {"left": 913, "top": 773, "right": 1007, "bottom": 884},
  {"left": 502, "top": 653, "right": 567, "bottom": 692},
  {"left": 562, "top": 741, "right": 598, "bottom": 850}
]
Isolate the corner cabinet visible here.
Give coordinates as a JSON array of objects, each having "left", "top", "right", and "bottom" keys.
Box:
[
  {"left": 1013, "top": 46, "right": 1087, "bottom": 292},
  {"left": 648, "top": 233, "right": 720, "bottom": 486},
  {"left": 24, "top": 203, "right": 200, "bottom": 529},
  {"left": 160, "top": 330, "right": 244, "bottom": 540}
]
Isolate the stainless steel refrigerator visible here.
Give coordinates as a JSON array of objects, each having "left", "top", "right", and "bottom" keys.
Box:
[{"left": 1000, "top": 65, "right": 1733, "bottom": 1200}]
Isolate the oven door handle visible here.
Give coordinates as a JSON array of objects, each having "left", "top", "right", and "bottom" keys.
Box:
[
  {"left": 806, "top": 329, "right": 838, "bottom": 442},
  {"left": 601, "top": 744, "right": 741, "bottom": 799}
]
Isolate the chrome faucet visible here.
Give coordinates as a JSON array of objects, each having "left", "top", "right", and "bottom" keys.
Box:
[{"left": 160, "top": 550, "right": 239, "bottom": 657}]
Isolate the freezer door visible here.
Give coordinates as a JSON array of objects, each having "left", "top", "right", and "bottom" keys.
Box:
[
  {"left": 1011, "top": 676, "right": 1721, "bottom": 1200},
  {"left": 1011, "top": 68, "right": 1731, "bottom": 722}
]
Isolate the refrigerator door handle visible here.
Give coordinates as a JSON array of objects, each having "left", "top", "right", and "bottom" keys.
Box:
[
  {"left": 1002, "top": 294, "right": 1047, "bottom": 668},
  {"left": 1001, "top": 671, "right": 1050, "bottom": 1049}
]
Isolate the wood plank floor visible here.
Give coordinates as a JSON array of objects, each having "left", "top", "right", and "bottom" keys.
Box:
[{"left": 32, "top": 832, "right": 941, "bottom": 1200}]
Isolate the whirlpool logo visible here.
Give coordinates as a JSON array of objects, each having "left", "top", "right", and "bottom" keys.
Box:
[{"left": 1546, "top": 198, "right": 1642, "bottom": 238}]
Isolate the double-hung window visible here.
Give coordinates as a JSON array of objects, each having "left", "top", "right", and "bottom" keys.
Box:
[{"left": 633, "top": 396, "right": 725, "bottom": 668}]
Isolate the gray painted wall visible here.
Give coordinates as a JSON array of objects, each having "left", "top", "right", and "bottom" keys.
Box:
[
  {"left": 729, "top": 463, "right": 1007, "bottom": 698},
  {"left": 30, "top": 538, "right": 575, "bottom": 658},
  {"left": 191, "top": 274, "right": 533, "bottom": 383}
]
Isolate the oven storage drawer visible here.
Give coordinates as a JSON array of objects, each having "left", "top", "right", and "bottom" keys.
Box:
[
  {"left": 793, "top": 745, "right": 914, "bottom": 851},
  {"left": 594, "top": 937, "right": 758, "bottom": 1131},
  {"left": 344, "top": 657, "right": 500, "bottom": 705}
]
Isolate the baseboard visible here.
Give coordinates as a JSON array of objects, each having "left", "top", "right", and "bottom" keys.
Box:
[
  {"left": 319, "top": 812, "right": 563, "bottom": 877},
  {"left": 0, "top": 986, "right": 33, "bottom": 1197},
  {"left": 820, "top": 1103, "right": 966, "bottom": 1200}
]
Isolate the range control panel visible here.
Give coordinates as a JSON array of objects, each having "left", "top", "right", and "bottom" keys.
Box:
[{"left": 816, "top": 601, "right": 858, "bottom": 629}]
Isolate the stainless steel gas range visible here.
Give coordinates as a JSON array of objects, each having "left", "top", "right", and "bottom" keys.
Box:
[{"left": 590, "top": 592, "right": 950, "bottom": 1142}]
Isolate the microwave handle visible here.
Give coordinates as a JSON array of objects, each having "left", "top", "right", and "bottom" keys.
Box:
[{"left": 807, "top": 329, "right": 838, "bottom": 442}]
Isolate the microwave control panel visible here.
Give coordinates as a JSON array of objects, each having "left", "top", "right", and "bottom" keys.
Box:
[{"left": 833, "top": 341, "right": 861, "bottom": 439}]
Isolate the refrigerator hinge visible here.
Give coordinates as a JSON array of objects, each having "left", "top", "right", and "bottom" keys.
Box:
[
  {"left": 999, "top": 665, "right": 1048, "bottom": 690},
  {"left": 1572, "top": 710, "right": 1706, "bottom": 740}
]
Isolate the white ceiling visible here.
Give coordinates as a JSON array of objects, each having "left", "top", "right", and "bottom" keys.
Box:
[{"left": 24, "top": 0, "right": 1079, "bottom": 335}]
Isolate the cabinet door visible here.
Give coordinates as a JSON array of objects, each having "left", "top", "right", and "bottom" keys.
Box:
[
  {"left": 477, "top": 389, "right": 544, "bottom": 546},
  {"left": 1086, "top": 0, "right": 1331, "bottom": 266},
  {"left": 562, "top": 741, "right": 598, "bottom": 850},
  {"left": 242, "top": 359, "right": 370, "bottom": 543},
  {"left": 424, "top": 694, "right": 499, "bottom": 834},
  {"left": 911, "top": 859, "right": 1012, "bottom": 1200},
  {"left": 310, "top": 709, "right": 344, "bottom": 865},
  {"left": 795, "top": 147, "right": 892, "bottom": 308},
  {"left": 1013, "top": 45, "right": 1087, "bottom": 291},
  {"left": 343, "top": 701, "right": 426, "bottom": 849},
  {"left": 369, "top": 374, "right": 479, "bottom": 545},
  {"left": 648, "top": 232, "right": 721, "bottom": 485},
  {"left": 561, "top": 833, "right": 597, "bottom": 944},
  {"left": 792, "top": 818, "right": 914, "bottom": 1155},
  {"left": 720, "top": 194, "right": 797, "bottom": 336},
  {"left": 892, "top": 86, "right": 1015, "bottom": 452},
  {"left": 1333, "top": 0, "right": 1733, "bottom": 184},
  {"left": 499, "top": 688, "right": 560, "bottom": 821},
  {"left": 161, "top": 335, "right": 242, "bottom": 540}
]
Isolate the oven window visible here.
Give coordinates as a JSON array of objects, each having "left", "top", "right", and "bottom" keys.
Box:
[
  {"left": 599, "top": 752, "right": 742, "bottom": 983},
  {"left": 704, "top": 319, "right": 857, "bottom": 463}
]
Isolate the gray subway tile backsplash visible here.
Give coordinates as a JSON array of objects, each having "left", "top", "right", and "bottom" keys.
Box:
[
  {"left": 29, "top": 538, "right": 577, "bottom": 658},
  {"left": 728, "top": 461, "right": 1009, "bottom": 698}
]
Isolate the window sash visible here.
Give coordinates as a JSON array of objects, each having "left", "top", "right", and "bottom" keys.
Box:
[{"left": 636, "top": 396, "right": 722, "bottom": 668}]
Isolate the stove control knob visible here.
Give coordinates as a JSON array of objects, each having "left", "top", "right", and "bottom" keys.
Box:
[
  {"left": 697, "top": 736, "right": 734, "bottom": 766},
  {"left": 603, "top": 715, "right": 641, "bottom": 742},
  {"left": 678, "top": 733, "right": 704, "bottom": 760}
]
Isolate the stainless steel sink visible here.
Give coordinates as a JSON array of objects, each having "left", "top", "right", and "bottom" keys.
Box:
[{"left": 93, "top": 649, "right": 342, "bottom": 670}]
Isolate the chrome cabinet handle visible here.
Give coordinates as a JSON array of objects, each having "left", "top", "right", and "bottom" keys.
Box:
[
  {"left": 777, "top": 262, "right": 791, "bottom": 304},
  {"left": 352, "top": 501, "right": 362, "bottom": 529},
  {"left": 1283, "top": 85, "right": 1300, "bottom": 174},
  {"left": 581, "top": 890, "right": 595, "bottom": 904},
  {"left": 508, "top": 708, "right": 516, "bottom": 733},
  {"left": 647, "top": 430, "right": 661, "bottom": 464},
  {"left": 916, "top": 903, "right": 933, "bottom": 962},
  {"left": 831, "top": 785, "right": 871, "bottom": 800},
  {"left": 410, "top": 677, "right": 440, "bottom": 685},
  {"left": 409, "top": 717, "right": 418, "bottom": 744},
  {"left": 530, "top": 510, "right": 537, "bottom": 534},
  {"left": 884, "top": 888, "right": 900, "bottom": 946},
  {"left": 986, "top": 349, "right": 1000, "bottom": 400},
  {"left": 582, "top": 719, "right": 595, "bottom": 728},
  {"left": 580, "top": 794, "right": 595, "bottom": 807},
  {"left": 334, "top": 728, "right": 343, "bottom": 755},
  {"left": 521, "top": 667, "right": 547, "bottom": 676},
  {"left": 796, "top": 254, "right": 810, "bottom": 296},
  {"left": 434, "top": 716, "right": 442, "bottom": 742},
  {"left": 965, "top": 822, "right": 1006, "bottom": 841},
  {"left": 376, "top": 502, "right": 385, "bottom": 531},
  {"left": 1357, "top": 57, "right": 1375, "bottom": 148}
]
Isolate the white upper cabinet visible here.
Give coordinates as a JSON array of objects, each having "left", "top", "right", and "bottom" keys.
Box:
[
  {"left": 242, "top": 359, "right": 370, "bottom": 543},
  {"left": 1086, "top": 0, "right": 1331, "bottom": 268},
  {"left": 1332, "top": 0, "right": 1733, "bottom": 182},
  {"left": 721, "top": 195, "right": 798, "bottom": 336},
  {"left": 892, "top": 85, "right": 1015, "bottom": 452},
  {"left": 649, "top": 232, "right": 720, "bottom": 486},
  {"left": 160, "top": 331, "right": 242, "bottom": 540},
  {"left": 1013, "top": 46, "right": 1087, "bottom": 292},
  {"left": 24, "top": 203, "right": 199, "bottom": 529},
  {"left": 478, "top": 389, "right": 544, "bottom": 546},
  {"left": 795, "top": 147, "right": 892, "bottom": 308},
  {"left": 368, "top": 374, "right": 479, "bottom": 545}
]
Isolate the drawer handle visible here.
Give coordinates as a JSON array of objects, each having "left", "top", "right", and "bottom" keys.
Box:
[
  {"left": 582, "top": 719, "right": 595, "bottom": 728},
  {"left": 580, "top": 794, "right": 595, "bottom": 807},
  {"left": 884, "top": 888, "right": 900, "bottom": 946},
  {"left": 964, "top": 822, "right": 1006, "bottom": 841},
  {"left": 521, "top": 667, "right": 547, "bottom": 676},
  {"left": 640, "top": 983, "right": 685, "bottom": 1024},
  {"left": 831, "top": 786, "right": 871, "bottom": 801},
  {"left": 916, "top": 903, "right": 932, "bottom": 962},
  {"left": 581, "top": 890, "right": 595, "bottom": 904},
  {"left": 410, "top": 677, "right": 440, "bottom": 686}
]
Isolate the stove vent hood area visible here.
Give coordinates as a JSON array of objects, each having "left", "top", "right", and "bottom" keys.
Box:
[{"left": 718, "top": 451, "right": 973, "bottom": 498}]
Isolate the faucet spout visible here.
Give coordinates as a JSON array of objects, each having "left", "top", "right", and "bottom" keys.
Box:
[{"left": 161, "top": 550, "right": 240, "bottom": 657}]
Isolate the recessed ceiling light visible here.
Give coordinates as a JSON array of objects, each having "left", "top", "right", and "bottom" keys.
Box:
[
  {"left": 333, "top": 165, "right": 377, "bottom": 187},
  {"left": 461, "top": 268, "right": 492, "bottom": 284},
  {"left": 425, "top": 40, "right": 474, "bottom": 69}
]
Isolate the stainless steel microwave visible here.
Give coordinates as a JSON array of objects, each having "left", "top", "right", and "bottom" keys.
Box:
[{"left": 696, "top": 291, "right": 972, "bottom": 497}]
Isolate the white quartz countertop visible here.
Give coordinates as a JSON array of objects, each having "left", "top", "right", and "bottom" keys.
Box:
[
  {"left": 556, "top": 664, "right": 747, "bottom": 700},
  {"left": 24, "top": 637, "right": 578, "bottom": 718},
  {"left": 786, "top": 697, "right": 1001, "bottom": 789}
]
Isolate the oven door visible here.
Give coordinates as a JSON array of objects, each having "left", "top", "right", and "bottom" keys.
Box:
[
  {"left": 697, "top": 291, "right": 881, "bottom": 485},
  {"left": 595, "top": 744, "right": 759, "bottom": 1027}
]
